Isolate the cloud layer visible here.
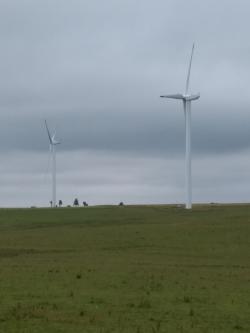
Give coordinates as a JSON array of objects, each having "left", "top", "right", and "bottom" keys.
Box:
[{"left": 0, "top": 0, "right": 249, "bottom": 205}]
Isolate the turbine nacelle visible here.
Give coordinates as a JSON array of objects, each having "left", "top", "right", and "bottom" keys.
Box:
[
  {"left": 184, "top": 93, "right": 200, "bottom": 101},
  {"left": 45, "top": 120, "right": 60, "bottom": 145},
  {"left": 51, "top": 134, "right": 60, "bottom": 145}
]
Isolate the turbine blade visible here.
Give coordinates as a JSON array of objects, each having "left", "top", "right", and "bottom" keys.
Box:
[
  {"left": 185, "top": 43, "right": 195, "bottom": 95},
  {"left": 160, "top": 94, "right": 184, "bottom": 100},
  {"left": 45, "top": 120, "right": 52, "bottom": 144}
]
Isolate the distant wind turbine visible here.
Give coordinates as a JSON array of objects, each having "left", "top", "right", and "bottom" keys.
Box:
[
  {"left": 45, "top": 120, "right": 60, "bottom": 208},
  {"left": 160, "top": 44, "right": 200, "bottom": 209}
]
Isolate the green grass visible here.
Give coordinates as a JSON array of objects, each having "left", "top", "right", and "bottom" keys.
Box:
[{"left": 0, "top": 204, "right": 249, "bottom": 332}]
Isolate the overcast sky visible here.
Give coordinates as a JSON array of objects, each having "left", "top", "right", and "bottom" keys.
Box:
[{"left": 0, "top": 0, "right": 249, "bottom": 207}]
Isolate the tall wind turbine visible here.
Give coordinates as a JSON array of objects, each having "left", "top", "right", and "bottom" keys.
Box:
[
  {"left": 45, "top": 120, "right": 60, "bottom": 208},
  {"left": 160, "top": 44, "right": 200, "bottom": 209}
]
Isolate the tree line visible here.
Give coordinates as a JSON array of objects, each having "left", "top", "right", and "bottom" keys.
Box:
[{"left": 49, "top": 199, "right": 88, "bottom": 208}]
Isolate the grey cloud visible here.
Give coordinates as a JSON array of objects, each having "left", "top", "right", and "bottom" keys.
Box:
[
  {"left": 0, "top": 0, "right": 249, "bottom": 205},
  {"left": 0, "top": 106, "right": 249, "bottom": 156},
  {"left": 0, "top": 150, "right": 249, "bottom": 207}
]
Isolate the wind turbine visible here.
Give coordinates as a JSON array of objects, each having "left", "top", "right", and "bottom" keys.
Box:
[
  {"left": 160, "top": 44, "right": 200, "bottom": 209},
  {"left": 45, "top": 120, "right": 60, "bottom": 208}
]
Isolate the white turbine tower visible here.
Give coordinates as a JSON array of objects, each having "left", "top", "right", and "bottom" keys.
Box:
[
  {"left": 160, "top": 44, "right": 200, "bottom": 209},
  {"left": 45, "top": 120, "right": 60, "bottom": 208}
]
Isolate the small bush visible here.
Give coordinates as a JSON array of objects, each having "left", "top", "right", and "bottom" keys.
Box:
[
  {"left": 234, "top": 324, "right": 243, "bottom": 330},
  {"left": 137, "top": 298, "right": 151, "bottom": 309},
  {"left": 189, "top": 308, "right": 194, "bottom": 317},
  {"left": 183, "top": 296, "right": 191, "bottom": 303}
]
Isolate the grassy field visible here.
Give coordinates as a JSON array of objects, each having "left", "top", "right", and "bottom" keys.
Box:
[{"left": 0, "top": 204, "right": 249, "bottom": 332}]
